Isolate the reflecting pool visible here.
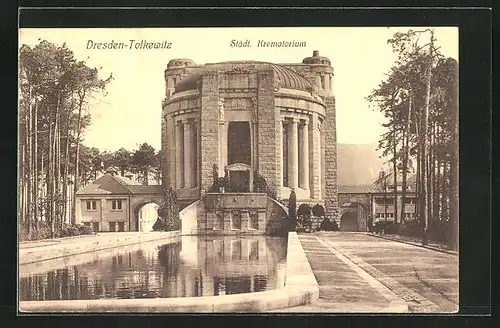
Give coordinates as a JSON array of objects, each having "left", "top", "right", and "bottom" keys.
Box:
[{"left": 19, "top": 235, "right": 288, "bottom": 301}]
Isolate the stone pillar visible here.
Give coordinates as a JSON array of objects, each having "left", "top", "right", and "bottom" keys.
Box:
[
  {"left": 300, "top": 120, "right": 310, "bottom": 192},
  {"left": 288, "top": 118, "right": 299, "bottom": 190},
  {"left": 183, "top": 120, "right": 194, "bottom": 188},
  {"left": 195, "top": 119, "right": 201, "bottom": 188},
  {"left": 323, "top": 96, "right": 339, "bottom": 223},
  {"left": 200, "top": 70, "right": 220, "bottom": 195},
  {"left": 166, "top": 115, "right": 176, "bottom": 189},
  {"left": 175, "top": 120, "right": 183, "bottom": 189},
  {"left": 256, "top": 69, "right": 279, "bottom": 198},
  {"left": 316, "top": 73, "right": 322, "bottom": 89},
  {"left": 311, "top": 116, "right": 322, "bottom": 199},
  {"left": 280, "top": 117, "right": 284, "bottom": 187},
  {"left": 218, "top": 122, "right": 227, "bottom": 177}
]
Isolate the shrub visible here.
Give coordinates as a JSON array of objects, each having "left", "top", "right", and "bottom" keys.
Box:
[
  {"left": 400, "top": 219, "right": 422, "bottom": 237},
  {"left": 20, "top": 220, "right": 92, "bottom": 242},
  {"left": 297, "top": 203, "right": 312, "bottom": 231},
  {"left": 156, "top": 187, "right": 181, "bottom": 232},
  {"left": 319, "top": 218, "right": 339, "bottom": 231},
  {"left": 311, "top": 204, "right": 325, "bottom": 217},
  {"left": 297, "top": 203, "right": 311, "bottom": 218},
  {"left": 60, "top": 223, "right": 94, "bottom": 237},
  {"left": 253, "top": 171, "right": 268, "bottom": 193},
  {"left": 288, "top": 189, "right": 297, "bottom": 220},
  {"left": 384, "top": 222, "right": 401, "bottom": 235},
  {"left": 374, "top": 221, "right": 388, "bottom": 234},
  {"left": 153, "top": 218, "right": 166, "bottom": 231},
  {"left": 77, "top": 224, "right": 94, "bottom": 235},
  {"left": 428, "top": 220, "right": 450, "bottom": 243}
]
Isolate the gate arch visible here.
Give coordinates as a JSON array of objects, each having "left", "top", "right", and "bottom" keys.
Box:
[
  {"left": 339, "top": 202, "right": 370, "bottom": 232},
  {"left": 133, "top": 199, "right": 162, "bottom": 232}
]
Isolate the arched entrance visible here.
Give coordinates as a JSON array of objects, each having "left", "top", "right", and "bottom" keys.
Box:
[
  {"left": 136, "top": 202, "right": 160, "bottom": 232},
  {"left": 340, "top": 211, "right": 358, "bottom": 231},
  {"left": 339, "top": 202, "right": 370, "bottom": 232}
]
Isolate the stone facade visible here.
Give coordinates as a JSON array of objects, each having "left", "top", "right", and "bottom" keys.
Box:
[{"left": 162, "top": 51, "right": 339, "bottom": 221}]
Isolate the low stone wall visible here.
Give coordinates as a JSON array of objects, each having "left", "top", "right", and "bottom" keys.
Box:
[
  {"left": 183, "top": 194, "right": 288, "bottom": 236},
  {"left": 19, "top": 232, "right": 319, "bottom": 313},
  {"left": 19, "top": 231, "right": 180, "bottom": 265}
]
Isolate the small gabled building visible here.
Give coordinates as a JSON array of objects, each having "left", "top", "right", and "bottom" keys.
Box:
[{"left": 75, "top": 173, "right": 163, "bottom": 232}]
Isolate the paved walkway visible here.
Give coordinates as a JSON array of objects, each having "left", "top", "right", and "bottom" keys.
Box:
[
  {"left": 271, "top": 232, "right": 458, "bottom": 313},
  {"left": 315, "top": 232, "right": 458, "bottom": 313},
  {"left": 270, "top": 234, "right": 408, "bottom": 313}
]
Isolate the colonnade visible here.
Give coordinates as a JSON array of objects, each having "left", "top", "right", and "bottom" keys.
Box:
[
  {"left": 175, "top": 118, "right": 199, "bottom": 189},
  {"left": 281, "top": 117, "right": 310, "bottom": 191}
]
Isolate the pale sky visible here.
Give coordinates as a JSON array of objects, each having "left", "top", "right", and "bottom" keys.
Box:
[{"left": 19, "top": 27, "right": 458, "bottom": 152}]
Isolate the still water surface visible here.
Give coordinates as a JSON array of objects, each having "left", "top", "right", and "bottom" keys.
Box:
[{"left": 19, "top": 235, "right": 288, "bottom": 301}]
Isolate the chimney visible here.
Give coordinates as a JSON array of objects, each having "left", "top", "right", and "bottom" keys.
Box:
[{"left": 313, "top": 50, "right": 319, "bottom": 57}]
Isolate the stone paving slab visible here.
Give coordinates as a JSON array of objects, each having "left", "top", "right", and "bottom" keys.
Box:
[
  {"left": 279, "top": 234, "right": 408, "bottom": 313},
  {"left": 317, "top": 232, "right": 458, "bottom": 313}
]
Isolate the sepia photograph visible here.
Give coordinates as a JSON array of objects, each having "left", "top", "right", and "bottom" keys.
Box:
[{"left": 18, "top": 26, "right": 459, "bottom": 314}]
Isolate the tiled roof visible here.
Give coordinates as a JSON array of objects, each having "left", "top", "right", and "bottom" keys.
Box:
[
  {"left": 338, "top": 185, "right": 376, "bottom": 194},
  {"left": 76, "top": 174, "right": 131, "bottom": 195},
  {"left": 113, "top": 175, "right": 142, "bottom": 186},
  {"left": 126, "top": 185, "right": 163, "bottom": 194},
  {"left": 77, "top": 174, "right": 163, "bottom": 195}
]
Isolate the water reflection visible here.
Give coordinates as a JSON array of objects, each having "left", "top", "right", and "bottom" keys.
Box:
[{"left": 19, "top": 236, "right": 287, "bottom": 301}]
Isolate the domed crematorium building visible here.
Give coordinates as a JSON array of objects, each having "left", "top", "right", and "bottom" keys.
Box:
[{"left": 161, "top": 51, "right": 339, "bottom": 222}]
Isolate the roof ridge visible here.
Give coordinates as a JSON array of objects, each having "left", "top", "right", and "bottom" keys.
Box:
[{"left": 108, "top": 174, "right": 134, "bottom": 194}]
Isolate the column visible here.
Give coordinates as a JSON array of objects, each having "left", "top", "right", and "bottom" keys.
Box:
[
  {"left": 184, "top": 120, "right": 194, "bottom": 189},
  {"left": 316, "top": 73, "right": 322, "bottom": 89},
  {"left": 288, "top": 118, "right": 299, "bottom": 190},
  {"left": 175, "top": 120, "right": 183, "bottom": 189},
  {"left": 195, "top": 119, "right": 200, "bottom": 188},
  {"left": 280, "top": 118, "right": 284, "bottom": 187},
  {"left": 219, "top": 122, "right": 227, "bottom": 177},
  {"left": 300, "top": 120, "right": 310, "bottom": 191}
]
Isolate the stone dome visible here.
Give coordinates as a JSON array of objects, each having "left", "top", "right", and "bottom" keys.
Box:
[{"left": 174, "top": 61, "right": 314, "bottom": 93}]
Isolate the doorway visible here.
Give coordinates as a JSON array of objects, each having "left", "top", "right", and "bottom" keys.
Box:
[
  {"left": 227, "top": 122, "right": 251, "bottom": 166},
  {"left": 138, "top": 203, "right": 159, "bottom": 232}
]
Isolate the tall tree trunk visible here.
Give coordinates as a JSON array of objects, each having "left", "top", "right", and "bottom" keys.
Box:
[
  {"left": 72, "top": 91, "right": 85, "bottom": 225},
  {"left": 448, "top": 64, "right": 459, "bottom": 250},
  {"left": 414, "top": 128, "right": 420, "bottom": 224},
  {"left": 62, "top": 101, "right": 71, "bottom": 226},
  {"left": 33, "top": 96, "right": 38, "bottom": 231},
  {"left": 40, "top": 152, "right": 44, "bottom": 223},
  {"left": 400, "top": 95, "right": 412, "bottom": 224},
  {"left": 429, "top": 122, "right": 436, "bottom": 222},
  {"left": 442, "top": 161, "right": 448, "bottom": 221},
  {"left": 26, "top": 86, "right": 33, "bottom": 235},
  {"left": 383, "top": 177, "right": 388, "bottom": 223},
  {"left": 54, "top": 91, "right": 62, "bottom": 235},
  {"left": 57, "top": 111, "right": 62, "bottom": 229},
  {"left": 434, "top": 123, "right": 441, "bottom": 222},
  {"left": 20, "top": 143, "right": 25, "bottom": 231},
  {"left": 392, "top": 130, "right": 398, "bottom": 225},
  {"left": 421, "top": 32, "right": 434, "bottom": 245},
  {"left": 48, "top": 119, "right": 54, "bottom": 238},
  {"left": 427, "top": 118, "right": 434, "bottom": 231}
]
